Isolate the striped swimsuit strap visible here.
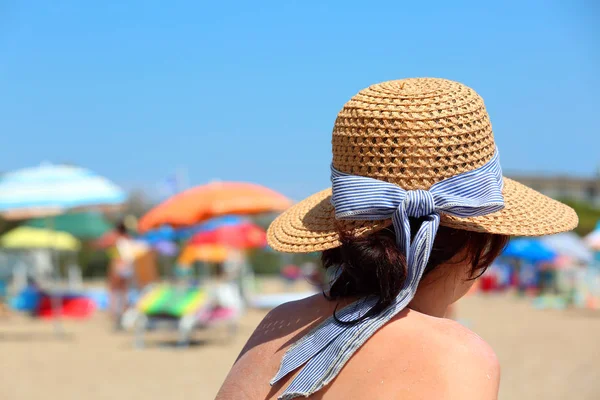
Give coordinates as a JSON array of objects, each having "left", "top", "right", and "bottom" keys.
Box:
[{"left": 270, "top": 151, "right": 505, "bottom": 400}]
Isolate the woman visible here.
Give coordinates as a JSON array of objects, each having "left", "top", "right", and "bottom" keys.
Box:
[
  {"left": 217, "top": 78, "right": 577, "bottom": 399},
  {"left": 108, "top": 220, "right": 136, "bottom": 329}
]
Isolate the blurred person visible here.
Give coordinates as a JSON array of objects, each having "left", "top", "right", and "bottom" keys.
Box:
[
  {"left": 108, "top": 220, "right": 136, "bottom": 330},
  {"left": 217, "top": 78, "right": 577, "bottom": 399}
]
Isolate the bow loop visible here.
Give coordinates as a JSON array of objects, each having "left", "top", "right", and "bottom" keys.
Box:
[{"left": 404, "top": 190, "right": 435, "bottom": 218}]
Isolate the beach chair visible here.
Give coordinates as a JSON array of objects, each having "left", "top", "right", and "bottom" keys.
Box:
[
  {"left": 131, "top": 282, "right": 243, "bottom": 348},
  {"left": 131, "top": 284, "right": 207, "bottom": 347},
  {"left": 177, "top": 282, "right": 243, "bottom": 346}
]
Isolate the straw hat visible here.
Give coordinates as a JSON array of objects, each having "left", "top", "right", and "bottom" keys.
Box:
[{"left": 268, "top": 78, "right": 578, "bottom": 253}]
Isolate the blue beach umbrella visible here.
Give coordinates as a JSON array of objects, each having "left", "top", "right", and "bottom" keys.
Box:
[
  {"left": 139, "top": 225, "right": 177, "bottom": 244},
  {"left": 139, "top": 215, "right": 248, "bottom": 244},
  {"left": 0, "top": 163, "right": 126, "bottom": 219},
  {"left": 503, "top": 238, "right": 557, "bottom": 263},
  {"left": 192, "top": 215, "right": 247, "bottom": 233}
]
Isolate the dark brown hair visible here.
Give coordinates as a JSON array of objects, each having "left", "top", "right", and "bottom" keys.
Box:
[{"left": 322, "top": 218, "right": 509, "bottom": 322}]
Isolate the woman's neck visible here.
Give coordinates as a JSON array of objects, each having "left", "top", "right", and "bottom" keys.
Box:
[
  {"left": 408, "top": 288, "right": 452, "bottom": 318},
  {"left": 408, "top": 263, "right": 470, "bottom": 318}
]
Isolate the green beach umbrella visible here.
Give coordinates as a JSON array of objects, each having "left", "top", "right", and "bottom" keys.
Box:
[{"left": 25, "top": 212, "right": 112, "bottom": 240}]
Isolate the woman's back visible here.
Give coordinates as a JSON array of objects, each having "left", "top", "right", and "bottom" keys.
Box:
[{"left": 217, "top": 294, "right": 500, "bottom": 400}]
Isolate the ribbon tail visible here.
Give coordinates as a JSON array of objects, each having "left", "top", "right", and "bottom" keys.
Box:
[
  {"left": 271, "top": 296, "right": 379, "bottom": 385},
  {"left": 406, "top": 213, "right": 440, "bottom": 287}
]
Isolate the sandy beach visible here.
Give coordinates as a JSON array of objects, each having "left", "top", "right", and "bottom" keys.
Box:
[{"left": 1, "top": 294, "right": 599, "bottom": 400}]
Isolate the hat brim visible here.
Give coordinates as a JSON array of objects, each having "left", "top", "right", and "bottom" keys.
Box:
[{"left": 267, "top": 178, "right": 578, "bottom": 253}]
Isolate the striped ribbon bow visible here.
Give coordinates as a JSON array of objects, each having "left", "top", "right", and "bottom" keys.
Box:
[{"left": 270, "top": 151, "right": 505, "bottom": 400}]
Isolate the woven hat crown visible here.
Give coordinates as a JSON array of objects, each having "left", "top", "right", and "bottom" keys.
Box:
[{"left": 332, "top": 78, "right": 497, "bottom": 190}]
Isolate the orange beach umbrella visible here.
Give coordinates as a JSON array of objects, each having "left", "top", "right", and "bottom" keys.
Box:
[
  {"left": 138, "top": 182, "right": 291, "bottom": 233},
  {"left": 178, "top": 244, "right": 230, "bottom": 265}
]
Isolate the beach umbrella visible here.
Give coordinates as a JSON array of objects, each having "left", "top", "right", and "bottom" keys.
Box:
[
  {"left": 503, "top": 238, "right": 557, "bottom": 263},
  {"left": 139, "top": 226, "right": 177, "bottom": 244},
  {"left": 0, "top": 227, "right": 80, "bottom": 252},
  {"left": 139, "top": 216, "right": 248, "bottom": 245},
  {"left": 189, "top": 222, "right": 267, "bottom": 249},
  {"left": 540, "top": 232, "right": 593, "bottom": 264},
  {"left": 178, "top": 244, "right": 230, "bottom": 265},
  {"left": 24, "top": 212, "right": 112, "bottom": 240},
  {"left": 138, "top": 182, "right": 291, "bottom": 233},
  {"left": 0, "top": 163, "right": 126, "bottom": 219},
  {"left": 191, "top": 215, "right": 248, "bottom": 233}
]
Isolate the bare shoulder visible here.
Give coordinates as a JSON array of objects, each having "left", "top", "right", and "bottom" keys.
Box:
[
  {"left": 251, "top": 293, "right": 326, "bottom": 338},
  {"left": 434, "top": 318, "right": 499, "bottom": 367},
  {"left": 329, "top": 313, "right": 500, "bottom": 399},
  {"left": 263, "top": 292, "right": 324, "bottom": 318},
  {"left": 218, "top": 295, "right": 330, "bottom": 400},
  {"left": 376, "top": 314, "right": 500, "bottom": 399},
  {"left": 431, "top": 318, "right": 501, "bottom": 399},
  {"left": 236, "top": 294, "right": 327, "bottom": 361}
]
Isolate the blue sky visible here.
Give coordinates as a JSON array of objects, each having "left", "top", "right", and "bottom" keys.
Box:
[{"left": 1, "top": 1, "right": 598, "bottom": 201}]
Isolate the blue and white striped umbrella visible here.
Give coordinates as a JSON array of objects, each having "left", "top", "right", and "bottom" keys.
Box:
[{"left": 0, "top": 164, "right": 126, "bottom": 219}]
